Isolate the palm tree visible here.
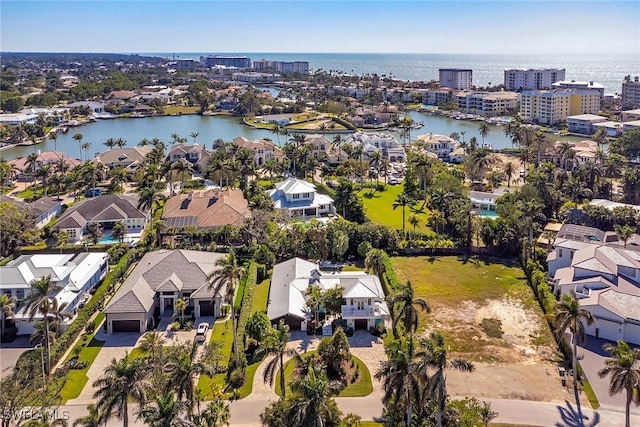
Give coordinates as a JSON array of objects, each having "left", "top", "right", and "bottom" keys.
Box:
[
  {"left": 393, "top": 192, "right": 412, "bottom": 236},
  {"left": 137, "top": 391, "right": 191, "bottom": 427},
  {"left": 174, "top": 298, "right": 188, "bottom": 326},
  {"left": 50, "top": 131, "right": 58, "bottom": 152},
  {"left": 598, "top": 340, "right": 640, "bottom": 427},
  {"left": 48, "top": 298, "right": 72, "bottom": 335},
  {"left": 414, "top": 332, "right": 474, "bottom": 427},
  {"left": 0, "top": 294, "right": 16, "bottom": 338},
  {"left": 190, "top": 132, "right": 199, "bottom": 144},
  {"left": 93, "top": 354, "right": 151, "bottom": 427},
  {"left": 533, "top": 131, "right": 550, "bottom": 167},
  {"left": 111, "top": 221, "right": 126, "bottom": 243},
  {"left": 503, "top": 161, "right": 515, "bottom": 187},
  {"left": 37, "top": 164, "right": 52, "bottom": 196},
  {"left": 137, "top": 186, "right": 165, "bottom": 217},
  {"left": 288, "top": 364, "right": 343, "bottom": 427},
  {"left": 23, "top": 414, "right": 68, "bottom": 427},
  {"left": 139, "top": 331, "right": 167, "bottom": 367},
  {"left": 375, "top": 339, "right": 419, "bottom": 427},
  {"left": 470, "top": 148, "right": 493, "bottom": 182},
  {"left": 72, "top": 403, "right": 102, "bottom": 427},
  {"left": 389, "top": 281, "right": 430, "bottom": 342},
  {"left": 196, "top": 395, "right": 230, "bottom": 427},
  {"left": 23, "top": 276, "right": 58, "bottom": 374},
  {"left": 479, "top": 401, "right": 498, "bottom": 427},
  {"left": 256, "top": 320, "right": 298, "bottom": 397},
  {"left": 164, "top": 343, "right": 214, "bottom": 419},
  {"left": 554, "top": 292, "right": 594, "bottom": 391},
  {"left": 478, "top": 122, "right": 490, "bottom": 145},
  {"left": 207, "top": 252, "right": 245, "bottom": 365},
  {"left": 82, "top": 142, "right": 92, "bottom": 161},
  {"left": 408, "top": 214, "right": 420, "bottom": 237},
  {"left": 29, "top": 320, "right": 56, "bottom": 349},
  {"left": 104, "top": 138, "right": 117, "bottom": 151},
  {"left": 73, "top": 133, "right": 83, "bottom": 161},
  {"left": 171, "top": 159, "right": 194, "bottom": 190}
]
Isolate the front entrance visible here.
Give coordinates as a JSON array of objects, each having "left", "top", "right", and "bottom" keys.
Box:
[
  {"left": 355, "top": 319, "right": 368, "bottom": 330},
  {"left": 164, "top": 298, "right": 174, "bottom": 309}
]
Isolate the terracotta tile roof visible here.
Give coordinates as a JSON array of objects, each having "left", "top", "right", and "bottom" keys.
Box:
[{"left": 162, "top": 189, "right": 251, "bottom": 229}]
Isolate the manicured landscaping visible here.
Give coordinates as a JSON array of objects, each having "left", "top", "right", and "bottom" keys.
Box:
[
  {"left": 252, "top": 277, "right": 270, "bottom": 313},
  {"left": 163, "top": 106, "right": 200, "bottom": 115},
  {"left": 196, "top": 319, "right": 234, "bottom": 399},
  {"left": 59, "top": 337, "right": 105, "bottom": 402},
  {"left": 275, "top": 352, "right": 373, "bottom": 398},
  {"left": 359, "top": 184, "right": 430, "bottom": 232}
]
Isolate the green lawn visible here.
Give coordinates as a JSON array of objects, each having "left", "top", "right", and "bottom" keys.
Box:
[
  {"left": 197, "top": 319, "right": 234, "bottom": 399},
  {"left": 60, "top": 338, "right": 105, "bottom": 402},
  {"left": 252, "top": 278, "right": 271, "bottom": 313},
  {"left": 359, "top": 423, "right": 384, "bottom": 427},
  {"left": 359, "top": 184, "right": 431, "bottom": 233},
  {"left": 275, "top": 352, "right": 372, "bottom": 398},
  {"left": 390, "top": 256, "right": 553, "bottom": 357}
]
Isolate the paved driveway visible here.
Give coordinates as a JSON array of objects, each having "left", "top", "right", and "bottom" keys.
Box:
[
  {"left": 0, "top": 336, "right": 33, "bottom": 379},
  {"left": 578, "top": 335, "right": 640, "bottom": 414}
]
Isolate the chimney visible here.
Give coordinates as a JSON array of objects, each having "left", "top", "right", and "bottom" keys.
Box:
[
  {"left": 188, "top": 191, "right": 193, "bottom": 201},
  {"left": 37, "top": 149, "right": 41, "bottom": 155}
]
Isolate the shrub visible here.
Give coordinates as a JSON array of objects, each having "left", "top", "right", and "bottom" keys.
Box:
[
  {"left": 228, "top": 367, "right": 246, "bottom": 389},
  {"left": 236, "top": 262, "right": 258, "bottom": 348}
]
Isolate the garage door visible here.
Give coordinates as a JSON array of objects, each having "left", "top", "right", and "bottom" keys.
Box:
[
  {"left": 112, "top": 320, "right": 140, "bottom": 333},
  {"left": 199, "top": 301, "right": 214, "bottom": 316},
  {"left": 596, "top": 318, "right": 619, "bottom": 341},
  {"left": 624, "top": 323, "right": 640, "bottom": 345},
  {"left": 355, "top": 319, "right": 368, "bottom": 330}
]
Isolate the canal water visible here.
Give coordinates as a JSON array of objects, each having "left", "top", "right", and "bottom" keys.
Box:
[{"left": 1, "top": 111, "right": 574, "bottom": 161}]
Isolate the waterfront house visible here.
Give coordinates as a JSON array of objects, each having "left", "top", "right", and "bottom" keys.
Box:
[
  {"left": 547, "top": 225, "right": 640, "bottom": 345},
  {"left": 415, "top": 133, "right": 460, "bottom": 162},
  {"left": 105, "top": 250, "right": 226, "bottom": 333},
  {"left": 566, "top": 114, "right": 608, "bottom": 135},
  {"left": 167, "top": 143, "right": 212, "bottom": 172},
  {"left": 232, "top": 136, "right": 285, "bottom": 166},
  {"left": 0, "top": 113, "right": 38, "bottom": 126},
  {"left": 0, "top": 195, "right": 61, "bottom": 229},
  {"left": 162, "top": 188, "right": 251, "bottom": 230},
  {"left": 95, "top": 146, "right": 152, "bottom": 170},
  {"left": 469, "top": 188, "right": 509, "bottom": 216},
  {"left": 8, "top": 151, "right": 81, "bottom": 181},
  {"left": 267, "top": 257, "right": 390, "bottom": 331},
  {"left": 55, "top": 195, "right": 149, "bottom": 242},
  {"left": 268, "top": 177, "right": 335, "bottom": 219},
  {"left": 1, "top": 253, "right": 108, "bottom": 335}
]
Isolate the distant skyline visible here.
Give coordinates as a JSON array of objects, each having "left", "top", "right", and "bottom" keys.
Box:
[{"left": 1, "top": 1, "right": 639, "bottom": 56}]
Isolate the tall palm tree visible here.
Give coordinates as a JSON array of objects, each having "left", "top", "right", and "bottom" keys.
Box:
[
  {"left": 196, "top": 396, "right": 230, "bottom": 427},
  {"left": 174, "top": 298, "right": 188, "bottom": 326},
  {"left": 470, "top": 148, "right": 493, "bottom": 182},
  {"left": 190, "top": 132, "right": 199, "bottom": 144},
  {"left": 598, "top": 340, "right": 640, "bottom": 427},
  {"left": 136, "top": 391, "right": 191, "bottom": 427},
  {"left": 553, "top": 292, "right": 594, "bottom": 391},
  {"left": 389, "top": 280, "right": 430, "bottom": 342},
  {"left": 104, "top": 138, "right": 117, "bottom": 151},
  {"left": 73, "top": 133, "right": 83, "bottom": 162},
  {"left": 72, "top": 403, "right": 102, "bottom": 427},
  {"left": 408, "top": 214, "right": 420, "bottom": 237},
  {"left": 615, "top": 224, "right": 635, "bottom": 248},
  {"left": 50, "top": 131, "right": 58, "bottom": 152},
  {"left": 256, "top": 320, "right": 297, "bottom": 397},
  {"left": 415, "top": 332, "right": 474, "bottom": 427},
  {"left": 139, "top": 331, "right": 167, "bottom": 368},
  {"left": 23, "top": 276, "right": 58, "bottom": 374},
  {"left": 0, "top": 294, "right": 16, "bottom": 337},
  {"left": 164, "top": 343, "right": 214, "bottom": 419},
  {"left": 137, "top": 186, "right": 165, "bottom": 217},
  {"left": 82, "top": 142, "right": 92, "bottom": 161},
  {"left": 93, "top": 354, "right": 151, "bottom": 427},
  {"left": 375, "top": 339, "right": 420, "bottom": 427},
  {"left": 47, "top": 298, "right": 72, "bottom": 335},
  {"left": 393, "top": 192, "right": 412, "bottom": 236},
  {"left": 288, "top": 364, "right": 343, "bottom": 427},
  {"left": 37, "top": 164, "right": 52, "bottom": 196},
  {"left": 503, "top": 161, "right": 515, "bottom": 187},
  {"left": 171, "top": 159, "right": 194, "bottom": 190},
  {"left": 478, "top": 122, "right": 490, "bottom": 145},
  {"left": 207, "top": 252, "right": 245, "bottom": 365},
  {"left": 365, "top": 249, "right": 387, "bottom": 288}
]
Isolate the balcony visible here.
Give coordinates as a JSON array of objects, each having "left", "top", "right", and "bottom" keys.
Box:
[{"left": 341, "top": 305, "right": 379, "bottom": 318}]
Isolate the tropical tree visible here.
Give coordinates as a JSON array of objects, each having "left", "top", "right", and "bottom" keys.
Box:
[
  {"left": 139, "top": 330, "right": 167, "bottom": 368},
  {"left": 136, "top": 391, "right": 190, "bottom": 427},
  {"left": 165, "top": 343, "right": 214, "bottom": 419},
  {"left": 207, "top": 252, "right": 245, "bottom": 365},
  {"left": 256, "top": 320, "right": 298, "bottom": 398},
  {"left": 93, "top": 354, "right": 151, "bottom": 427},
  {"left": 72, "top": 403, "right": 102, "bottom": 427},
  {"left": 598, "top": 340, "right": 640, "bottom": 427},
  {"left": 174, "top": 297, "right": 188, "bottom": 326},
  {"left": 112, "top": 221, "right": 126, "bottom": 243},
  {"left": 478, "top": 122, "right": 490, "bottom": 145},
  {"left": 82, "top": 142, "right": 92, "bottom": 162},
  {"left": 0, "top": 294, "right": 16, "bottom": 337},
  {"left": 86, "top": 222, "right": 103, "bottom": 245},
  {"left": 194, "top": 389, "right": 230, "bottom": 427},
  {"left": 375, "top": 339, "right": 419, "bottom": 427},
  {"left": 414, "top": 332, "right": 475, "bottom": 427},
  {"left": 23, "top": 414, "right": 68, "bottom": 427},
  {"left": 287, "top": 364, "right": 343, "bottom": 427},
  {"left": 73, "top": 133, "right": 83, "bottom": 161},
  {"left": 393, "top": 192, "right": 412, "bottom": 236},
  {"left": 470, "top": 148, "right": 493, "bottom": 182},
  {"left": 23, "top": 276, "right": 58, "bottom": 374},
  {"left": 389, "top": 281, "right": 430, "bottom": 342},
  {"left": 190, "top": 132, "right": 199, "bottom": 144},
  {"left": 553, "top": 292, "right": 594, "bottom": 390},
  {"left": 503, "top": 161, "right": 515, "bottom": 187},
  {"left": 171, "top": 159, "right": 194, "bottom": 190},
  {"left": 137, "top": 186, "right": 165, "bottom": 217},
  {"left": 615, "top": 224, "right": 635, "bottom": 248},
  {"left": 104, "top": 138, "right": 117, "bottom": 151},
  {"left": 408, "top": 214, "right": 420, "bottom": 237}
]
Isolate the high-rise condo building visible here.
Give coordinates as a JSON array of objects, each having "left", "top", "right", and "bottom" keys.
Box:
[
  {"left": 622, "top": 75, "right": 640, "bottom": 109},
  {"left": 519, "top": 89, "right": 601, "bottom": 125},
  {"left": 200, "top": 56, "right": 252, "bottom": 68},
  {"left": 439, "top": 68, "right": 472, "bottom": 90},
  {"left": 503, "top": 68, "right": 566, "bottom": 91}
]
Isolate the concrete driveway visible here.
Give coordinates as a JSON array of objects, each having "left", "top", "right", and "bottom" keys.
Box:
[
  {"left": 0, "top": 336, "right": 33, "bottom": 379},
  {"left": 578, "top": 335, "right": 640, "bottom": 414}
]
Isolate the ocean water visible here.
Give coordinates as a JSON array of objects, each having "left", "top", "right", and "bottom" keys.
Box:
[{"left": 144, "top": 52, "right": 639, "bottom": 94}]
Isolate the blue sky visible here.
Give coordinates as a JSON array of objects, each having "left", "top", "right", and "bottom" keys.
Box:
[{"left": 1, "top": 1, "right": 638, "bottom": 55}]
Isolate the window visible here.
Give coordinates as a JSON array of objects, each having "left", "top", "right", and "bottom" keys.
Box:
[
  {"left": 367, "top": 299, "right": 372, "bottom": 306},
  {"left": 292, "top": 194, "right": 300, "bottom": 199},
  {"left": 570, "top": 251, "right": 574, "bottom": 260},
  {"left": 558, "top": 249, "right": 563, "bottom": 257},
  {"left": 303, "top": 193, "right": 310, "bottom": 198}
]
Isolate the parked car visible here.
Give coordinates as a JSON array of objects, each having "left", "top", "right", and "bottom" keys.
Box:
[
  {"left": 85, "top": 188, "right": 103, "bottom": 197},
  {"left": 195, "top": 322, "right": 209, "bottom": 342}
]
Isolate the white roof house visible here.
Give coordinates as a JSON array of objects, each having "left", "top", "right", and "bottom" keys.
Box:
[
  {"left": 268, "top": 178, "right": 336, "bottom": 219},
  {"left": 267, "top": 257, "right": 390, "bottom": 331},
  {"left": 548, "top": 228, "right": 640, "bottom": 345},
  {"left": 1, "top": 253, "right": 109, "bottom": 335}
]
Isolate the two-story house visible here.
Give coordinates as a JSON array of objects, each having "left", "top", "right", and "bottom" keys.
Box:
[
  {"left": 267, "top": 258, "right": 390, "bottom": 331},
  {"left": 415, "top": 133, "right": 460, "bottom": 162},
  {"left": 232, "top": 136, "right": 285, "bottom": 166},
  {"left": 167, "top": 143, "right": 212, "bottom": 172},
  {"left": 547, "top": 224, "right": 640, "bottom": 344},
  {"left": 1, "top": 253, "right": 108, "bottom": 335},
  {"left": 268, "top": 178, "right": 336, "bottom": 219}
]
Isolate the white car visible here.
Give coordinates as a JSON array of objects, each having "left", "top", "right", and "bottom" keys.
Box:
[{"left": 196, "top": 322, "right": 209, "bottom": 341}]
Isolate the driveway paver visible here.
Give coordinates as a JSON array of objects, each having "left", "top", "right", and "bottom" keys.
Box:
[{"left": 0, "top": 336, "right": 33, "bottom": 379}]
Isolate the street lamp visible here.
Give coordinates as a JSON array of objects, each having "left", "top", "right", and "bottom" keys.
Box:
[{"left": 34, "top": 343, "right": 45, "bottom": 391}]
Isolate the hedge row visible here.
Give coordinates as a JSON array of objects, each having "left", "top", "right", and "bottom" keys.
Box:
[
  {"left": 331, "top": 116, "right": 357, "bottom": 130},
  {"left": 47, "top": 248, "right": 142, "bottom": 365},
  {"left": 381, "top": 250, "right": 403, "bottom": 294},
  {"left": 236, "top": 262, "right": 258, "bottom": 348}
]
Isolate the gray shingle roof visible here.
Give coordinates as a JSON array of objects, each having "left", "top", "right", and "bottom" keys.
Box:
[{"left": 56, "top": 195, "right": 146, "bottom": 230}]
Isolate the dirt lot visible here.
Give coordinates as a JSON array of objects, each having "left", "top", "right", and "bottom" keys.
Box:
[{"left": 392, "top": 256, "right": 579, "bottom": 403}]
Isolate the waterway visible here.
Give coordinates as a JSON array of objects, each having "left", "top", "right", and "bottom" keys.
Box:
[{"left": 1, "top": 111, "right": 581, "bottom": 161}]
